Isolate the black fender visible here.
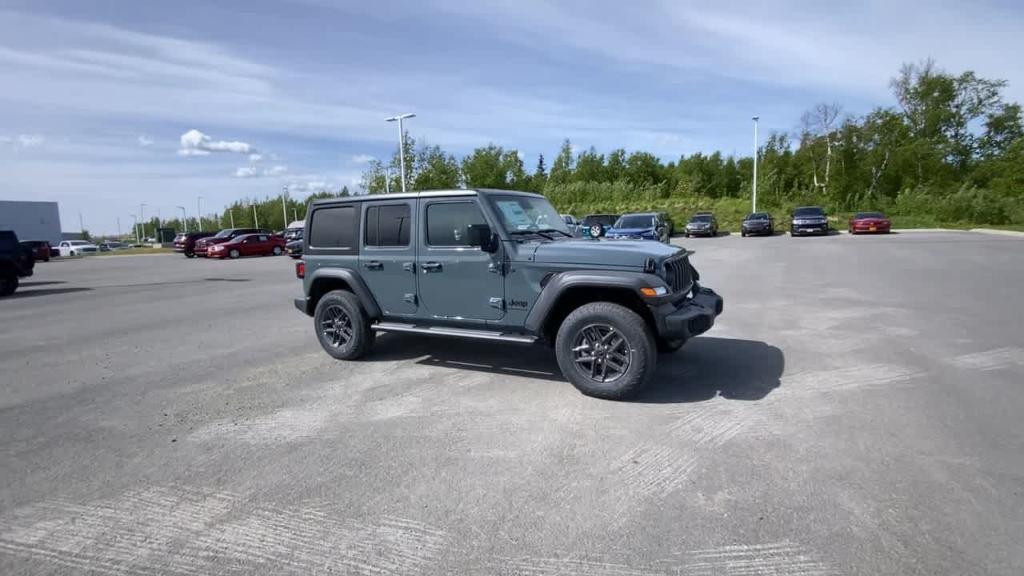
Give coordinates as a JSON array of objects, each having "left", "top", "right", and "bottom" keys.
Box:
[
  {"left": 298, "top": 267, "right": 381, "bottom": 319},
  {"left": 523, "top": 270, "right": 668, "bottom": 334}
]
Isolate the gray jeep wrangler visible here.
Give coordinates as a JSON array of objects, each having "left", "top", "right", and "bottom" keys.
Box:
[{"left": 294, "top": 189, "right": 722, "bottom": 399}]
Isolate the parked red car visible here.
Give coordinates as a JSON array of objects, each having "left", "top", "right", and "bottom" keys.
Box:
[
  {"left": 207, "top": 233, "right": 286, "bottom": 259},
  {"left": 19, "top": 240, "right": 51, "bottom": 262},
  {"left": 193, "top": 228, "right": 267, "bottom": 256},
  {"left": 848, "top": 212, "right": 891, "bottom": 234}
]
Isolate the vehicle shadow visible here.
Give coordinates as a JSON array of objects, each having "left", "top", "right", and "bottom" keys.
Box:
[
  {"left": 5, "top": 286, "right": 93, "bottom": 299},
  {"left": 18, "top": 281, "right": 67, "bottom": 287},
  {"left": 369, "top": 333, "right": 783, "bottom": 404},
  {"left": 638, "top": 337, "right": 783, "bottom": 403}
]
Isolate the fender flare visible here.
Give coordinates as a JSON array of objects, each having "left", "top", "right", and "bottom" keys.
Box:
[
  {"left": 523, "top": 270, "right": 667, "bottom": 334},
  {"left": 304, "top": 267, "right": 382, "bottom": 319}
]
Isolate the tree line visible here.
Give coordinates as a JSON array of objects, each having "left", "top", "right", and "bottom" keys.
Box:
[
  {"left": 360, "top": 60, "right": 1023, "bottom": 227},
  {"left": 115, "top": 60, "right": 1021, "bottom": 241}
]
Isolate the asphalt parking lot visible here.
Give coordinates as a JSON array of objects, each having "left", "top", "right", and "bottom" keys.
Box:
[{"left": 2, "top": 232, "right": 1023, "bottom": 575}]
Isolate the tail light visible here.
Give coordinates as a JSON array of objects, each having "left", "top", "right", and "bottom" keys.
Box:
[{"left": 296, "top": 261, "right": 305, "bottom": 279}]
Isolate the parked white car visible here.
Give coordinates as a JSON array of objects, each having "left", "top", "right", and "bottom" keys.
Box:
[{"left": 58, "top": 240, "right": 100, "bottom": 256}]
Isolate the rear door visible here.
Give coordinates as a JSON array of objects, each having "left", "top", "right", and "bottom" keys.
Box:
[
  {"left": 360, "top": 200, "right": 418, "bottom": 316},
  {"left": 417, "top": 198, "right": 504, "bottom": 322}
]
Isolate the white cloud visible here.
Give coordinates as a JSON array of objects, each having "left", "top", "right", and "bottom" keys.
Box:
[
  {"left": 137, "top": 135, "right": 153, "bottom": 146},
  {"left": 178, "top": 128, "right": 253, "bottom": 156},
  {"left": 351, "top": 154, "right": 375, "bottom": 164},
  {"left": 248, "top": 153, "right": 263, "bottom": 162},
  {"left": 234, "top": 164, "right": 287, "bottom": 178},
  {"left": 0, "top": 134, "right": 45, "bottom": 149}
]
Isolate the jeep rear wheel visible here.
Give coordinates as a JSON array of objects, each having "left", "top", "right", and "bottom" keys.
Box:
[
  {"left": 314, "top": 289, "right": 373, "bottom": 360},
  {"left": 555, "top": 302, "right": 656, "bottom": 400}
]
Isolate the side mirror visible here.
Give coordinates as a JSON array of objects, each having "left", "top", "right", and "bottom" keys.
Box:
[{"left": 466, "top": 224, "right": 497, "bottom": 253}]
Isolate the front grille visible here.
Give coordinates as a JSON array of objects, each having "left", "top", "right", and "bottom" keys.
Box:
[{"left": 662, "top": 254, "right": 694, "bottom": 294}]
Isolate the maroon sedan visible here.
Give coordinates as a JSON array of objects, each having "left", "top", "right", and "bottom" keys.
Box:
[
  {"left": 193, "top": 228, "right": 267, "bottom": 256},
  {"left": 207, "top": 233, "right": 286, "bottom": 259},
  {"left": 848, "top": 212, "right": 892, "bottom": 234}
]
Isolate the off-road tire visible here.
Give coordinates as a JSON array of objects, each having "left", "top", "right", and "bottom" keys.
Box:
[
  {"left": 0, "top": 272, "right": 18, "bottom": 296},
  {"left": 657, "top": 338, "right": 685, "bottom": 354},
  {"left": 555, "top": 302, "right": 656, "bottom": 400},
  {"left": 314, "top": 289, "right": 374, "bottom": 360}
]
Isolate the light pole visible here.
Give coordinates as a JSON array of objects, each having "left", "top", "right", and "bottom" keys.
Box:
[
  {"left": 196, "top": 196, "right": 203, "bottom": 231},
  {"left": 752, "top": 116, "right": 759, "bottom": 213},
  {"left": 229, "top": 208, "right": 235, "bottom": 228},
  {"left": 117, "top": 216, "right": 122, "bottom": 239},
  {"left": 130, "top": 215, "right": 139, "bottom": 244},
  {"left": 385, "top": 166, "right": 391, "bottom": 194},
  {"left": 140, "top": 203, "right": 147, "bottom": 240},
  {"left": 177, "top": 206, "right": 188, "bottom": 232},
  {"left": 252, "top": 205, "right": 259, "bottom": 228},
  {"left": 281, "top": 186, "right": 289, "bottom": 228},
  {"left": 385, "top": 113, "right": 415, "bottom": 192}
]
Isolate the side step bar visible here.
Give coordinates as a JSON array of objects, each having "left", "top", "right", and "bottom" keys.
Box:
[{"left": 371, "top": 322, "right": 537, "bottom": 344}]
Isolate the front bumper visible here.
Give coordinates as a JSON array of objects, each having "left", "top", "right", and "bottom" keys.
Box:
[
  {"left": 651, "top": 287, "right": 723, "bottom": 341},
  {"left": 791, "top": 223, "right": 828, "bottom": 235}
]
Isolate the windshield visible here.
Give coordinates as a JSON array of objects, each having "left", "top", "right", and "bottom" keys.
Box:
[
  {"left": 690, "top": 215, "right": 712, "bottom": 223},
  {"left": 614, "top": 215, "right": 655, "bottom": 229},
  {"left": 855, "top": 212, "right": 885, "bottom": 219},
  {"left": 69, "top": 241, "right": 89, "bottom": 246},
  {"left": 488, "top": 195, "right": 571, "bottom": 235},
  {"left": 212, "top": 229, "right": 233, "bottom": 238},
  {"left": 582, "top": 215, "right": 619, "bottom": 227},
  {"left": 746, "top": 213, "right": 770, "bottom": 221},
  {"left": 794, "top": 207, "right": 825, "bottom": 217}
]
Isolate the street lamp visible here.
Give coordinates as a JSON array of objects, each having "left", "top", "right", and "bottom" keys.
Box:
[
  {"left": 196, "top": 196, "right": 203, "bottom": 231},
  {"left": 177, "top": 206, "right": 188, "bottom": 232},
  {"left": 752, "top": 116, "right": 759, "bottom": 213},
  {"left": 130, "top": 215, "right": 139, "bottom": 244},
  {"left": 281, "top": 186, "right": 289, "bottom": 229},
  {"left": 140, "top": 203, "right": 147, "bottom": 241},
  {"left": 385, "top": 113, "right": 415, "bottom": 193}
]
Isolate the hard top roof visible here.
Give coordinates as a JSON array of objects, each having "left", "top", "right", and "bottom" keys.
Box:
[{"left": 309, "top": 188, "right": 543, "bottom": 207}]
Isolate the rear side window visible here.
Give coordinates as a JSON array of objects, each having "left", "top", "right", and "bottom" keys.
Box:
[
  {"left": 365, "top": 204, "right": 411, "bottom": 247},
  {"left": 427, "top": 202, "right": 486, "bottom": 246},
  {"left": 309, "top": 205, "right": 356, "bottom": 248}
]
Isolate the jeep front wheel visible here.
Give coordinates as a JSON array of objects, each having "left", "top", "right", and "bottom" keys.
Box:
[
  {"left": 555, "top": 302, "right": 656, "bottom": 400},
  {"left": 0, "top": 272, "right": 18, "bottom": 296},
  {"left": 314, "top": 289, "right": 373, "bottom": 360}
]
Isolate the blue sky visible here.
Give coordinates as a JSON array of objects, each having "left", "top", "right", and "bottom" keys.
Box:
[{"left": 2, "top": 0, "right": 1023, "bottom": 235}]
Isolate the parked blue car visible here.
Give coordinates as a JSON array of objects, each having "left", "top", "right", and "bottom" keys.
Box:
[{"left": 605, "top": 212, "right": 672, "bottom": 243}]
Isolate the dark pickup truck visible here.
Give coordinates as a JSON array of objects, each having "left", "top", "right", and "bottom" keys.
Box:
[{"left": 1, "top": 230, "right": 36, "bottom": 296}]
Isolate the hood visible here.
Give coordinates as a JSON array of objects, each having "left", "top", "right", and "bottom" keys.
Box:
[{"left": 528, "top": 238, "right": 681, "bottom": 269}]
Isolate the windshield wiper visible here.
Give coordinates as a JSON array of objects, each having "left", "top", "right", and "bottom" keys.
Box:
[
  {"left": 536, "top": 228, "right": 573, "bottom": 238},
  {"left": 509, "top": 230, "right": 555, "bottom": 241}
]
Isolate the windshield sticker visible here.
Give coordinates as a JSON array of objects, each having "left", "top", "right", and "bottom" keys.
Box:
[{"left": 496, "top": 200, "right": 534, "bottom": 230}]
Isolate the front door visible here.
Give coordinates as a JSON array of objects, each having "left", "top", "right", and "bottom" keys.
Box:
[
  {"left": 417, "top": 199, "right": 504, "bottom": 322},
  {"left": 360, "top": 200, "right": 418, "bottom": 316}
]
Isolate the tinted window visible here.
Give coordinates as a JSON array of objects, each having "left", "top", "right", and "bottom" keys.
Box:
[
  {"left": 615, "top": 215, "right": 655, "bottom": 228},
  {"left": 690, "top": 215, "right": 713, "bottom": 222},
  {"left": 365, "top": 204, "right": 411, "bottom": 247},
  {"left": 855, "top": 212, "right": 885, "bottom": 219},
  {"left": 310, "top": 205, "right": 356, "bottom": 248},
  {"left": 427, "top": 202, "right": 486, "bottom": 246}
]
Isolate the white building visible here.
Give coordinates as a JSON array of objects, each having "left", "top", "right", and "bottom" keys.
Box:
[{"left": 0, "top": 200, "right": 62, "bottom": 244}]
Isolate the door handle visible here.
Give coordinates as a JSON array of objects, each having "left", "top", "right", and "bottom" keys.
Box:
[
  {"left": 363, "top": 260, "right": 383, "bottom": 270},
  {"left": 421, "top": 261, "right": 443, "bottom": 273}
]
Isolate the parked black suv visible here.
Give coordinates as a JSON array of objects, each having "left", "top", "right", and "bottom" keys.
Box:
[
  {"left": 294, "top": 189, "right": 723, "bottom": 400},
  {"left": 1, "top": 230, "right": 36, "bottom": 296},
  {"left": 790, "top": 206, "right": 830, "bottom": 236},
  {"left": 741, "top": 213, "right": 775, "bottom": 237}
]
